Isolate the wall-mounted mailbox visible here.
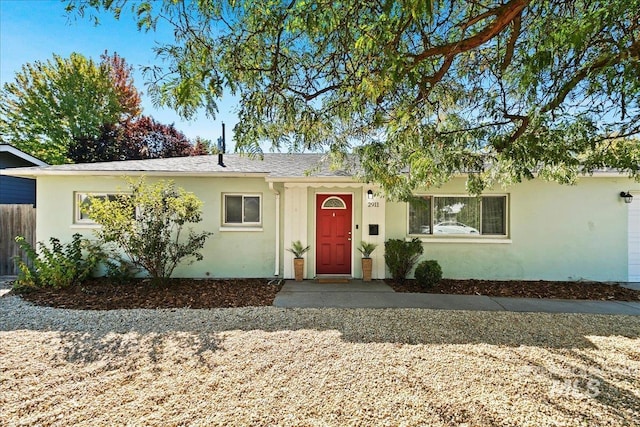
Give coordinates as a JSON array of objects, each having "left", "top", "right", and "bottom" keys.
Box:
[{"left": 368, "top": 224, "right": 379, "bottom": 236}]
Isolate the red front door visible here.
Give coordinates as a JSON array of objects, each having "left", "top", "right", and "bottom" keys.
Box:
[{"left": 316, "top": 194, "right": 352, "bottom": 275}]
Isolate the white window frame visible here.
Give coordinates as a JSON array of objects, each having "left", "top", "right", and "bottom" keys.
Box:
[
  {"left": 407, "top": 194, "right": 510, "bottom": 241},
  {"left": 222, "top": 193, "right": 262, "bottom": 227},
  {"left": 74, "top": 192, "right": 129, "bottom": 226}
]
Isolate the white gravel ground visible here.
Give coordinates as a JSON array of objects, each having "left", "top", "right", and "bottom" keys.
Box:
[{"left": 1, "top": 293, "right": 639, "bottom": 427}]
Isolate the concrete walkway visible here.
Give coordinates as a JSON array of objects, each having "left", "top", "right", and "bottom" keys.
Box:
[{"left": 273, "top": 280, "right": 640, "bottom": 315}]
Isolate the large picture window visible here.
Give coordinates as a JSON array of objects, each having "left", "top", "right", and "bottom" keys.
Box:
[
  {"left": 223, "top": 194, "right": 261, "bottom": 226},
  {"left": 409, "top": 195, "right": 507, "bottom": 236}
]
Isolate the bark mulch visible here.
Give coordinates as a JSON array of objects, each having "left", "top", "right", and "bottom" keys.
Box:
[
  {"left": 387, "top": 279, "right": 640, "bottom": 301},
  {"left": 9, "top": 277, "right": 640, "bottom": 310},
  {"left": 13, "top": 278, "right": 283, "bottom": 310}
]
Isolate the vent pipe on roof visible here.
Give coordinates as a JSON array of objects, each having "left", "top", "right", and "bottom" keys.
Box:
[{"left": 217, "top": 122, "right": 226, "bottom": 167}]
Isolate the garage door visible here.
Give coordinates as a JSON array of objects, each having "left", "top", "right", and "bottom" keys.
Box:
[{"left": 629, "top": 193, "right": 640, "bottom": 281}]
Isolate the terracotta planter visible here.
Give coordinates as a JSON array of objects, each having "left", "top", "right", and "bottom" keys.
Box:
[
  {"left": 362, "top": 257, "right": 373, "bottom": 282},
  {"left": 293, "top": 258, "right": 305, "bottom": 281}
]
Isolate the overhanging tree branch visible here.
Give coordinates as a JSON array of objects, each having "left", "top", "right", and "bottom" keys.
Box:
[{"left": 410, "top": 0, "right": 529, "bottom": 63}]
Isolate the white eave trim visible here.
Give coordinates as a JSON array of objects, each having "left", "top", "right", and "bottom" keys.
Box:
[
  {"left": 266, "top": 176, "right": 359, "bottom": 183},
  {"left": 0, "top": 145, "right": 48, "bottom": 166},
  {"left": 580, "top": 172, "right": 638, "bottom": 178},
  {"left": 0, "top": 169, "right": 270, "bottom": 178}
]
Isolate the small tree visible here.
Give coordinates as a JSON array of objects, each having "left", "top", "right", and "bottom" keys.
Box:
[{"left": 86, "top": 179, "right": 213, "bottom": 283}]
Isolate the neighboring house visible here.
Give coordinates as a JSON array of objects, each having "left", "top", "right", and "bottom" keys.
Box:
[
  {"left": 2, "top": 153, "right": 639, "bottom": 282},
  {"left": 0, "top": 144, "right": 47, "bottom": 205}
]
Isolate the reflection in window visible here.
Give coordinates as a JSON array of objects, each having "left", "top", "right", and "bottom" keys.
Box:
[
  {"left": 225, "top": 195, "right": 243, "bottom": 223},
  {"left": 409, "top": 197, "right": 432, "bottom": 234},
  {"left": 243, "top": 196, "right": 260, "bottom": 222},
  {"left": 224, "top": 194, "right": 262, "bottom": 225},
  {"left": 433, "top": 197, "right": 480, "bottom": 234},
  {"left": 409, "top": 195, "right": 507, "bottom": 236}
]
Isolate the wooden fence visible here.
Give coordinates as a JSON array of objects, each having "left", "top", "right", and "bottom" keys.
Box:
[{"left": 0, "top": 204, "right": 36, "bottom": 276}]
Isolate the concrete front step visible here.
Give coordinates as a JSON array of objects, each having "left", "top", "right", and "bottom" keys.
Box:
[{"left": 280, "top": 280, "right": 394, "bottom": 293}]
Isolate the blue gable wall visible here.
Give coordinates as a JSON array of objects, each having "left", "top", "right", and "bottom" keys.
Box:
[
  {"left": 0, "top": 151, "right": 38, "bottom": 205},
  {"left": 0, "top": 176, "right": 37, "bottom": 205}
]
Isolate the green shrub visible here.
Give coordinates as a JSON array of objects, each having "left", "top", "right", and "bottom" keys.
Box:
[
  {"left": 414, "top": 260, "right": 443, "bottom": 288},
  {"left": 384, "top": 238, "right": 423, "bottom": 282},
  {"left": 102, "top": 251, "right": 140, "bottom": 285},
  {"left": 86, "top": 178, "right": 213, "bottom": 284},
  {"left": 13, "top": 234, "right": 103, "bottom": 290}
]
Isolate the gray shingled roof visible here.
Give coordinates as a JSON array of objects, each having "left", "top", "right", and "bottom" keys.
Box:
[
  {"left": 2, "top": 152, "right": 626, "bottom": 179},
  {"left": 1, "top": 153, "right": 361, "bottom": 178}
]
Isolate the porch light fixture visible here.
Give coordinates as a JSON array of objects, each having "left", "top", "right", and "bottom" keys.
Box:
[
  {"left": 367, "top": 189, "right": 374, "bottom": 200},
  {"left": 620, "top": 191, "right": 633, "bottom": 204}
]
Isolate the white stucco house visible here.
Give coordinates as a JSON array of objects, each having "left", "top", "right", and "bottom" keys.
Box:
[{"left": 2, "top": 153, "right": 639, "bottom": 282}]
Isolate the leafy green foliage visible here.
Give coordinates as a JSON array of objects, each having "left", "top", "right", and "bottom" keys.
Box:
[
  {"left": 103, "top": 256, "right": 140, "bottom": 285},
  {"left": 357, "top": 241, "right": 378, "bottom": 258},
  {"left": 414, "top": 260, "right": 443, "bottom": 288},
  {"left": 384, "top": 238, "right": 423, "bottom": 283},
  {"left": 67, "top": 0, "right": 640, "bottom": 198},
  {"left": 13, "top": 234, "right": 103, "bottom": 289},
  {"left": 287, "top": 240, "right": 310, "bottom": 258},
  {"left": 85, "top": 179, "right": 213, "bottom": 283},
  {"left": 0, "top": 52, "right": 140, "bottom": 164}
]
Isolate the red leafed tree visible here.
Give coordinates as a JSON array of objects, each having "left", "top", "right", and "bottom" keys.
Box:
[
  {"left": 100, "top": 50, "right": 142, "bottom": 120},
  {"left": 66, "top": 52, "right": 198, "bottom": 162},
  {"left": 192, "top": 136, "right": 212, "bottom": 155},
  {"left": 67, "top": 123, "right": 123, "bottom": 163},
  {"left": 120, "top": 116, "right": 195, "bottom": 159}
]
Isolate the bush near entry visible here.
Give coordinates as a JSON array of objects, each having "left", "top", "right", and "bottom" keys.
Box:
[
  {"left": 384, "top": 238, "right": 423, "bottom": 283},
  {"left": 414, "top": 260, "right": 443, "bottom": 288}
]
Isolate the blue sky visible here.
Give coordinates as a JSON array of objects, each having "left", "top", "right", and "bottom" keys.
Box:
[{"left": 0, "top": 0, "right": 237, "bottom": 148}]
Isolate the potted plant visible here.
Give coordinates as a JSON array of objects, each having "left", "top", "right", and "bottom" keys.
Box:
[
  {"left": 287, "top": 240, "right": 310, "bottom": 281},
  {"left": 357, "top": 241, "right": 377, "bottom": 282}
]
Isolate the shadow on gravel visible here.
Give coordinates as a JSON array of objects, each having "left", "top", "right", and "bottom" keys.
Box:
[
  {"left": 57, "top": 330, "right": 222, "bottom": 370},
  {"left": 2, "top": 297, "right": 639, "bottom": 349}
]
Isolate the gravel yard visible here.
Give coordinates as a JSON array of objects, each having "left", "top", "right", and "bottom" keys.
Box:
[{"left": 1, "top": 294, "right": 639, "bottom": 426}]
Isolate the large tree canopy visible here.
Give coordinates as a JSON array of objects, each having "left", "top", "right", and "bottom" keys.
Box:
[
  {"left": 68, "top": 0, "right": 640, "bottom": 198},
  {"left": 0, "top": 52, "right": 141, "bottom": 164},
  {"left": 1, "top": 50, "right": 205, "bottom": 164}
]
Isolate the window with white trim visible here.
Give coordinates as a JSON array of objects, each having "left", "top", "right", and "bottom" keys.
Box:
[
  {"left": 75, "top": 192, "right": 130, "bottom": 224},
  {"left": 223, "top": 194, "right": 262, "bottom": 226},
  {"left": 409, "top": 195, "right": 507, "bottom": 236}
]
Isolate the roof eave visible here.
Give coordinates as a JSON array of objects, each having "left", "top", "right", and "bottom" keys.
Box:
[
  {"left": 0, "top": 169, "right": 270, "bottom": 178},
  {"left": 266, "top": 176, "right": 359, "bottom": 183},
  {"left": 0, "top": 144, "right": 48, "bottom": 166}
]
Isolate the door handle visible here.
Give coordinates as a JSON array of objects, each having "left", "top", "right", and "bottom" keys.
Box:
[{"left": 347, "top": 238, "right": 352, "bottom": 241}]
